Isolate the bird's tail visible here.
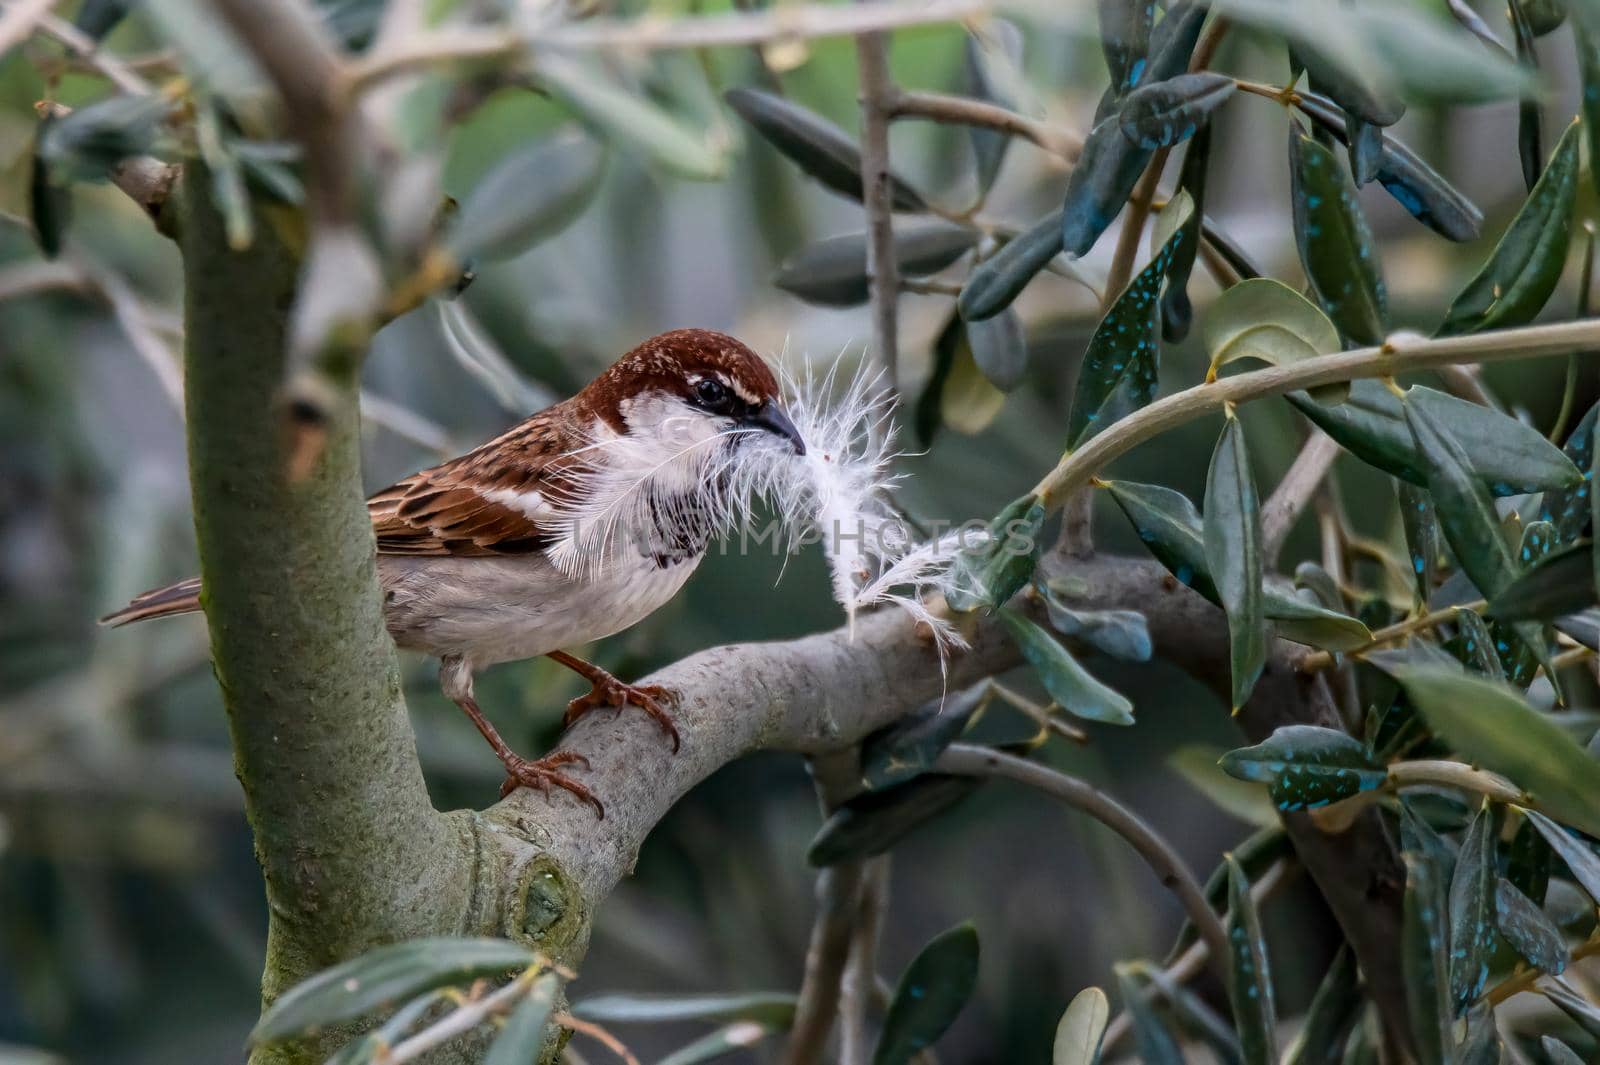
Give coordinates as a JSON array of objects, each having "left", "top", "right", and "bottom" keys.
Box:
[{"left": 99, "top": 576, "right": 203, "bottom": 627}]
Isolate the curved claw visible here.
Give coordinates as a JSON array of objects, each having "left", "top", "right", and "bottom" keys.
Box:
[
  {"left": 499, "top": 752, "right": 604, "bottom": 818},
  {"left": 564, "top": 679, "right": 682, "bottom": 753}
]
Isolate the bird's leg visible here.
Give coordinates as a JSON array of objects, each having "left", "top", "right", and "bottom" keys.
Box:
[
  {"left": 439, "top": 656, "right": 604, "bottom": 817},
  {"left": 547, "top": 649, "right": 681, "bottom": 752}
]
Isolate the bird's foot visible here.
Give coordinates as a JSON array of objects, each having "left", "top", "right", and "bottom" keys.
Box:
[
  {"left": 498, "top": 750, "right": 603, "bottom": 817},
  {"left": 563, "top": 674, "right": 681, "bottom": 752}
]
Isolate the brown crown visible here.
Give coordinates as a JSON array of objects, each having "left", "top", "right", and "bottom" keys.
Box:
[{"left": 583, "top": 329, "right": 780, "bottom": 426}]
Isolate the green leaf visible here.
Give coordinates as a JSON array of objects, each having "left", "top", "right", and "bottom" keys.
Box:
[
  {"left": 873, "top": 923, "right": 980, "bottom": 1065},
  {"left": 1293, "top": 43, "right": 1403, "bottom": 127},
  {"left": 1457, "top": 1003, "right": 1503, "bottom": 1065},
  {"left": 1523, "top": 809, "right": 1600, "bottom": 902},
  {"left": 944, "top": 495, "right": 1044, "bottom": 612},
  {"left": 324, "top": 990, "right": 451, "bottom": 1065},
  {"left": 1171, "top": 745, "right": 1279, "bottom": 827},
  {"left": 1494, "top": 878, "right": 1567, "bottom": 974},
  {"left": 1509, "top": 0, "right": 1544, "bottom": 193},
  {"left": 1448, "top": 804, "right": 1498, "bottom": 1013},
  {"left": 968, "top": 307, "right": 1029, "bottom": 391},
  {"left": 1489, "top": 540, "right": 1595, "bottom": 622},
  {"left": 1538, "top": 401, "right": 1597, "bottom": 543},
  {"left": 1161, "top": 123, "right": 1211, "bottom": 341},
  {"left": 1104, "top": 479, "right": 1218, "bottom": 599},
  {"left": 250, "top": 938, "right": 535, "bottom": 1044},
  {"left": 1114, "top": 964, "right": 1184, "bottom": 1065},
  {"left": 485, "top": 973, "right": 561, "bottom": 1065},
  {"left": 1053, "top": 986, "right": 1110, "bottom": 1065},
  {"left": 724, "top": 88, "right": 924, "bottom": 210},
  {"left": 1293, "top": 89, "right": 1482, "bottom": 242},
  {"left": 40, "top": 95, "right": 171, "bottom": 180},
  {"left": 657, "top": 1021, "right": 778, "bottom": 1065},
  {"left": 1524, "top": 0, "right": 1568, "bottom": 34},
  {"left": 573, "top": 991, "right": 796, "bottom": 1027},
  {"left": 1542, "top": 1037, "right": 1587, "bottom": 1065},
  {"left": 1040, "top": 588, "right": 1153, "bottom": 662},
  {"left": 1219, "top": 725, "right": 1387, "bottom": 811},
  {"left": 1403, "top": 390, "right": 1520, "bottom": 600},
  {"left": 1168, "top": 827, "right": 1291, "bottom": 965},
  {"left": 808, "top": 776, "right": 978, "bottom": 866},
  {"left": 1394, "top": 669, "right": 1600, "bottom": 838},
  {"left": 942, "top": 329, "right": 1006, "bottom": 434},
  {"left": 1580, "top": 27, "right": 1600, "bottom": 201},
  {"left": 958, "top": 210, "right": 1063, "bottom": 321},
  {"left": 1508, "top": 815, "right": 1553, "bottom": 905},
  {"left": 964, "top": 20, "right": 1026, "bottom": 196},
  {"left": 999, "top": 609, "right": 1135, "bottom": 725},
  {"left": 448, "top": 130, "right": 605, "bottom": 264},
  {"left": 75, "top": 0, "right": 134, "bottom": 40},
  {"left": 1264, "top": 592, "right": 1373, "bottom": 652},
  {"left": 28, "top": 122, "right": 68, "bottom": 260},
  {"left": 774, "top": 223, "right": 977, "bottom": 307},
  {"left": 1099, "top": 0, "right": 1156, "bottom": 95},
  {"left": 1067, "top": 190, "right": 1194, "bottom": 446},
  {"left": 1060, "top": 115, "right": 1154, "bottom": 257},
  {"left": 1205, "top": 414, "right": 1267, "bottom": 710},
  {"left": 862, "top": 684, "right": 986, "bottom": 790},
  {"left": 1437, "top": 119, "right": 1580, "bottom": 336},
  {"left": 1289, "top": 125, "right": 1387, "bottom": 345},
  {"left": 1117, "top": 72, "right": 1236, "bottom": 150},
  {"left": 1224, "top": 856, "right": 1278, "bottom": 1065},
  {"left": 1448, "top": 609, "right": 1505, "bottom": 680},
  {"left": 1399, "top": 482, "right": 1441, "bottom": 606},
  {"left": 1285, "top": 947, "right": 1362, "bottom": 1065},
  {"left": 1289, "top": 381, "right": 1581, "bottom": 496},
  {"left": 1543, "top": 981, "right": 1600, "bottom": 1040},
  {"left": 543, "top": 58, "right": 727, "bottom": 181},
  {"left": 1402, "top": 851, "right": 1453, "bottom": 1065},
  {"left": 1202, "top": 277, "right": 1343, "bottom": 402}
]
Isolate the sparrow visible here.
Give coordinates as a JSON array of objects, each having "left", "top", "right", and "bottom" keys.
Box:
[{"left": 102, "top": 328, "right": 806, "bottom": 817}]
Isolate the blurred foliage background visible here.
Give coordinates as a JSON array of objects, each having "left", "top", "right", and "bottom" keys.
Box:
[{"left": 1, "top": 0, "right": 1597, "bottom": 1061}]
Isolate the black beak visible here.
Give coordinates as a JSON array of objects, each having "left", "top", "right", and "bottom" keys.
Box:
[{"left": 743, "top": 400, "right": 806, "bottom": 455}]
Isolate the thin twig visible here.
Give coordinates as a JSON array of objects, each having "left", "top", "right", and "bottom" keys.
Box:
[
  {"left": 935, "top": 744, "right": 1232, "bottom": 983},
  {"left": 348, "top": 0, "right": 990, "bottom": 90},
  {"left": 35, "top": 11, "right": 152, "bottom": 94},
  {"left": 556, "top": 1012, "right": 643, "bottom": 1065},
  {"left": 384, "top": 969, "right": 538, "bottom": 1064},
  {"left": 1261, "top": 430, "right": 1340, "bottom": 567},
  {"left": 1100, "top": 858, "right": 1294, "bottom": 1053},
  {"left": 856, "top": 24, "right": 900, "bottom": 421},
  {"left": 839, "top": 857, "right": 890, "bottom": 1065},
  {"left": 1031, "top": 322, "right": 1600, "bottom": 511},
  {"left": 1432, "top": 363, "right": 1500, "bottom": 409},
  {"left": 1297, "top": 600, "right": 1486, "bottom": 673},
  {"left": 889, "top": 88, "right": 1080, "bottom": 161}
]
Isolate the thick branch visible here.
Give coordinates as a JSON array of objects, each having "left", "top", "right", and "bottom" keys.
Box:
[{"left": 179, "top": 169, "right": 467, "bottom": 1062}]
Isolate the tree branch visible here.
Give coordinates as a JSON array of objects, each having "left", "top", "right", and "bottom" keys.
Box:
[
  {"left": 856, "top": 24, "right": 900, "bottom": 414},
  {"left": 1260, "top": 429, "right": 1339, "bottom": 567},
  {"left": 888, "top": 89, "right": 1081, "bottom": 161},
  {"left": 178, "top": 169, "right": 470, "bottom": 1064}
]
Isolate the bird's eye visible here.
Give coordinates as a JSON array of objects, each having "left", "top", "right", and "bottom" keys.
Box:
[{"left": 694, "top": 378, "right": 729, "bottom": 408}]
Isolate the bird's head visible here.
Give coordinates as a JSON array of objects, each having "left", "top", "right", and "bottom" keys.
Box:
[{"left": 587, "top": 328, "right": 806, "bottom": 460}]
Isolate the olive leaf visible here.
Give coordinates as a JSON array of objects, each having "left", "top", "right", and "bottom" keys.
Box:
[
  {"left": 965, "top": 20, "right": 1027, "bottom": 196},
  {"left": 542, "top": 57, "right": 727, "bottom": 181},
  {"left": 940, "top": 328, "right": 1006, "bottom": 436},
  {"left": 1289, "top": 125, "right": 1387, "bottom": 345},
  {"left": 1401, "top": 850, "right": 1453, "bottom": 1065},
  {"left": 1395, "top": 668, "right": 1600, "bottom": 838},
  {"left": 1508, "top": 816, "right": 1552, "bottom": 905},
  {"left": 1580, "top": 26, "right": 1600, "bottom": 201},
  {"left": 1284, "top": 947, "right": 1362, "bottom": 1065},
  {"left": 484, "top": 974, "right": 562, "bottom": 1065},
  {"left": 1114, "top": 964, "right": 1184, "bottom": 1065},
  {"left": 1524, "top": 0, "right": 1568, "bottom": 34},
  {"left": 1294, "top": 89, "right": 1483, "bottom": 242},
  {"left": 808, "top": 775, "right": 978, "bottom": 866},
  {"left": 1488, "top": 540, "right": 1596, "bottom": 622},
  {"left": 862, "top": 683, "right": 987, "bottom": 790},
  {"left": 724, "top": 88, "right": 924, "bottom": 209},
  {"left": 1447, "top": 803, "right": 1498, "bottom": 1013},
  {"left": 1224, "top": 856, "right": 1278, "bottom": 1065},
  {"left": 1538, "top": 400, "right": 1597, "bottom": 543},
  {"left": 1494, "top": 878, "right": 1566, "bottom": 974},
  {"left": 1066, "top": 190, "right": 1193, "bottom": 447},
  {"left": 29, "top": 120, "right": 69, "bottom": 260},
  {"left": 1204, "top": 414, "right": 1267, "bottom": 710},
  {"left": 1508, "top": 0, "right": 1544, "bottom": 193},
  {"left": 999, "top": 608, "right": 1136, "bottom": 726},
  {"left": 1117, "top": 72, "right": 1236, "bottom": 150},
  {"left": 251, "top": 938, "right": 536, "bottom": 1043},
  {"left": 1523, "top": 809, "right": 1600, "bottom": 902},
  {"left": 874, "top": 923, "right": 980, "bottom": 1065},
  {"left": 1448, "top": 608, "right": 1505, "bottom": 680},
  {"left": 447, "top": 130, "right": 606, "bottom": 264},
  {"left": 655, "top": 1023, "right": 779, "bottom": 1065},
  {"left": 958, "top": 209, "right": 1063, "bottom": 322},
  {"left": 1219, "top": 725, "right": 1387, "bottom": 811},
  {"left": 1289, "top": 381, "right": 1582, "bottom": 497},
  {"left": 943, "top": 494, "right": 1044, "bottom": 611},
  {"left": 574, "top": 991, "right": 797, "bottom": 1027},
  {"left": 1040, "top": 586, "right": 1153, "bottom": 662},
  {"left": 1099, "top": 0, "right": 1156, "bottom": 96},
  {"left": 1437, "top": 119, "right": 1580, "bottom": 336},
  {"left": 1202, "top": 277, "right": 1344, "bottom": 402},
  {"left": 1398, "top": 482, "right": 1440, "bottom": 606},
  {"left": 968, "top": 308, "right": 1029, "bottom": 391},
  {"left": 1060, "top": 115, "right": 1153, "bottom": 258},
  {"left": 774, "top": 223, "right": 977, "bottom": 307},
  {"left": 1171, "top": 745, "right": 1280, "bottom": 827},
  {"left": 1161, "top": 124, "right": 1210, "bottom": 341},
  {"left": 1543, "top": 1037, "right": 1588, "bottom": 1065},
  {"left": 1053, "top": 987, "right": 1110, "bottom": 1065}
]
